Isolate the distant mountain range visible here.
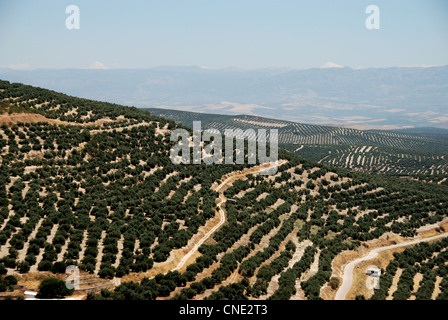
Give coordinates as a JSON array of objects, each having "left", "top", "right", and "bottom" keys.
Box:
[{"left": 1, "top": 65, "right": 447, "bottom": 129}]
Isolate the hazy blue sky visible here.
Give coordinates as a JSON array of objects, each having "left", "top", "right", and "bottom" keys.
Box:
[{"left": 0, "top": 0, "right": 447, "bottom": 69}]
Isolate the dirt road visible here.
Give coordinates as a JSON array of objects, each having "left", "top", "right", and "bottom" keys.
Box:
[
  {"left": 173, "top": 160, "right": 287, "bottom": 272},
  {"left": 335, "top": 231, "right": 448, "bottom": 300},
  {"left": 173, "top": 193, "right": 226, "bottom": 271}
]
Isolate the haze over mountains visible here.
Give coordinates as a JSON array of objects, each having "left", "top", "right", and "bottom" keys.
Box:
[{"left": 1, "top": 65, "right": 447, "bottom": 129}]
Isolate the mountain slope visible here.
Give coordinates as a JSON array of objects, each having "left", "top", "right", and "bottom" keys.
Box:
[{"left": 0, "top": 80, "right": 448, "bottom": 301}]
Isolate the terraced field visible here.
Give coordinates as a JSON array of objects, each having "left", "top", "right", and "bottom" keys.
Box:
[
  {"left": 0, "top": 80, "right": 248, "bottom": 280},
  {"left": 148, "top": 108, "right": 448, "bottom": 175},
  {"left": 283, "top": 145, "right": 448, "bottom": 175},
  {"left": 0, "top": 80, "right": 447, "bottom": 301},
  {"left": 86, "top": 156, "right": 448, "bottom": 301}
]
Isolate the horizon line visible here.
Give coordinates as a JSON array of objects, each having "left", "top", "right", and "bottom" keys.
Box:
[{"left": 0, "top": 63, "right": 445, "bottom": 72}]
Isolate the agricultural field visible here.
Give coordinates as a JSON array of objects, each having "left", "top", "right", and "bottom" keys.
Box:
[
  {"left": 0, "top": 80, "right": 247, "bottom": 281},
  {"left": 148, "top": 108, "right": 448, "bottom": 176},
  {"left": 281, "top": 144, "right": 448, "bottom": 175},
  {"left": 353, "top": 237, "right": 448, "bottom": 300},
  {"left": 87, "top": 155, "right": 448, "bottom": 300},
  {"left": 0, "top": 80, "right": 448, "bottom": 301}
]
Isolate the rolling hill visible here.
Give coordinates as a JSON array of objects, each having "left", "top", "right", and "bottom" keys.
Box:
[{"left": 0, "top": 80, "right": 447, "bottom": 301}]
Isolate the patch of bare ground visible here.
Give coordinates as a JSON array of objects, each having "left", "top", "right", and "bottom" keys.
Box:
[
  {"left": 76, "top": 142, "right": 87, "bottom": 152},
  {"left": 13, "top": 272, "right": 66, "bottom": 291},
  {"left": 256, "top": 192, "right": 269, "bottom": 201},
  {"left": 155, "top": 123, "right": 170, "bottom": 136},
  {"left": 16, "top": 218, "right": 44, "bottom": 262},
  {"left": 249, "top": 228, "right": 299, "bottom": 299},
  {"left": 94, "top": 231, "right": 107, "bottom": 274},
  {"left": 0, "top": 112, "right": 131, "bottom": 130},
  {"left": 78, "top": 230, "right": 89, "bottom": 262},
  {"left": 365, "top": 187, "right": 385, "bottom": 194},
  {"left": 386, "top": 268, "right": 403, "bottom": 300},
  {"left": 143, "top": 166, "right": 162, "bottom": 179},
  {"left": 194, "top": 216, "right": 289, "bottom": 300},
  {"left": 351, "top": 247, "right": 407, "bottom": 300},
  {"left": 154, "top": 171, "right": 179, "bottom": 193},
  {"left": 170, "top": 259, "right": 226, "bottom": 301},
  {"left": 0, "top": 113, "right": 62, "bottom": 126},
  {"left": 270, "top": 198, "right": 285, "bottom": 210},
  {"left": 301, "top": 249, "right": 320, "bottom": 283},
  {"left": 123, "top": 161, "right": 288, "bottom": 285},
  {"left": 418, "top": 219, "right": 448, "bottom": 237},
  {"left": 64, "top": 107, "right": 78, "bottom": 116},
  {"left": 166, "top": 190, "right": 177, "bottom": 200},
  {"left": 123, "top": 196, "right": 222, "bottom": 283},
  {"left": 29, "top": 224, "right": 59, "bottom": 273},
  {"left": 23, "top": 150, "right": 45, "bottom": 160},
  {"left": 409, "top": 273, "right": 423, "bottom": 300},
  {"left": 290, "top": 248, "right": 320, "bottom": 300},
  {"left": 23, "top": 165, "right": 40, "bottom": 174},
  {"left": 113, "top": 235, "right": 124, "bottom": 269},
  {"left": 90, "top": 120, "right": 157, "bottom": 135},
  {"left": 259, "top": 238, "right": 313, "bottom": 300},
  {"left": 431, "top": 276, "right": 443, "bottom": 299},
  {"left": 164, "top": 225, "right": 259, "bottom": 300},
  {"left": 193, "top": 197, "right": 291, "bottom": 300},
  {"left": 0, "top": 235, "right": 15, "bottom": 259},
  {"left": 235, "top": 187, "right": 254, "bottom": 199},
  {"left": 328, "top": 231, "right": 416, "bottom": 300}
]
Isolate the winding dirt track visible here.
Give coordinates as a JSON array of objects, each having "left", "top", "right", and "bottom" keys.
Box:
[
  {"left": 173, "top": 160, "right": 287, "bottom": 272},
  {"left": 173, "top": 193, "right": 226, "bottom": 271},
  {"left": 335, "top": 231, "right": 448, "bottom": 300}
]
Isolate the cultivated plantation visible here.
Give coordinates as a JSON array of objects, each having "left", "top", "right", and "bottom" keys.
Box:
[
  {"left": 0, "top": 80, "right": 447, "bottom": 300},
  {"left": 149, "top": 109, "right": 448, "bottom": 176},
  {"left": 285, "top": 144, "right": 448, "bottom": 175}
]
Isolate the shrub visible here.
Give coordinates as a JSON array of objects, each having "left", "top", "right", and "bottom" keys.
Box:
[
  {"left": 37, "top": 260, "right": 53, "bottom": 271},
  {"left": 37, "top": 277, "right": 73, "bottom": 299},
  {"left": 0, "top": 263, "right": 7, "bottom": 275},
  {"left": 4, "top": 275, "right": 18, "bottom": 286},
  {"left": 17, "top": 261, "right": 30, "bottom": 273},
  {"left": 329, "top": 277, "right": 340, "bottom": 290},
  {"left": 51, "top": 262, "right": 67, "bottom": 274}
]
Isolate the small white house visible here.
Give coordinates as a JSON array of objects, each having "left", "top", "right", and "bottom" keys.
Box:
[
  {"left": 366, "top": 268, "right": 381, "bottom": 277},
  {"left": 24, "top": 291, "right": 38, "bottom": 300}
]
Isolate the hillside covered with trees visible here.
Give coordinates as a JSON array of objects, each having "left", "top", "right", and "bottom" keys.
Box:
[
  {"left": 148, "top": 108, "right": 448, "bottom": 176},
  {"left": 0, "top": 80, "right": 447, "bottom": 300}
]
